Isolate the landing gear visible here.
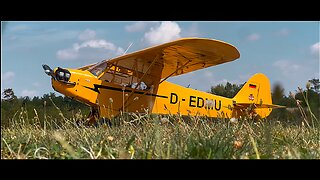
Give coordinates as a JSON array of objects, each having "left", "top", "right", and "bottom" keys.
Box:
[
  {"left": 86, "top": 107, "right": 112, "bottom": 127},
  {"left": 74, "top": 107, "right": 113, "bottom": 127},
  {"left": 85, "top": 107, "right": 99, "bottom": 126}
]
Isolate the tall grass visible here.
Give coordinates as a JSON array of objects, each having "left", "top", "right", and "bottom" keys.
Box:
[{"left": 1, "top": 89, "right": 319, "bottom": 159}]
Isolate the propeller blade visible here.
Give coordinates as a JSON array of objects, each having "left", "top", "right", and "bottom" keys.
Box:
[{"left": 42, "top": 64, "right": 55, "bottom": 79}]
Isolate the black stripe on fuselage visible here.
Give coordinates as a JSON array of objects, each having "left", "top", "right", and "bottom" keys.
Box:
[{"left": 83, "top": 84, "right": 168, "bottom": 98}]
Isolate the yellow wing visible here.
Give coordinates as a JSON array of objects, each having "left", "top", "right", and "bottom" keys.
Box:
[
  {"left": 77, "top": 63, "right": 96, "bottom": 71},
  {"left": 105, "top": 37, "right": 240, "bottom": 80}
]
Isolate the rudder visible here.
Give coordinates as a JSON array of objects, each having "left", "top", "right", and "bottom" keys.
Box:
[{"left": 232, "top": 73, "right": 273, "bottom": 118}]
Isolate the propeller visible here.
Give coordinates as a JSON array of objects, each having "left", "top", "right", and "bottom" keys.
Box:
[{"left": 42, "top": 64, "right": 55, "bottom": 79}]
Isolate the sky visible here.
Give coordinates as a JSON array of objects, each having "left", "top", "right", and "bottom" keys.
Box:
[{"left": 1, "top": 21, "right": 319, "bottom": 98}]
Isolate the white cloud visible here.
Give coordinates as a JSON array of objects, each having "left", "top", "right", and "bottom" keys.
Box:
[
  {"left": 273, "top": 60, "right": 301, "bottom": 76},
  {"left": 78, "top": 29, "right": 96, "bottom": 41},
  {"left": 125, "top": 22, "right": 147, "bottom": 32},
  {"left": 76, "top": 40, "right": 122, "bottom": 51},
  {"left": 214, "top": 79, "right": 241, "bottom": 86},
  {"left": 9, "top": 25, "right": 31, "bottom": 32},
  {"left": 239, "top": 73, "right": 254, "bottom": 82},
  {"left": 204, "top": 71, "right": 213, "bottom": 77},
  {"left": 32, "top": 82, "right": 41, "bottom": 88},
  {"left": 57, "top": 39, "right": 124, "bottom": 61},
  {"left": 182, "top": 22, "right": 200, "bottom": 37},
  {"left": 217, "top": 79, "right": 230, "bottom": 84},
  {"left": 144, "top": 21, "right": 181, "bottom": 45},
  {"left": 203, "top": 71, "right": 242, "bottom": 87},
  {"left": 246, "top": 33, "right": 260, "bottom": 41},
  {"left": 21, "top": 89, "right": 37, "bottom": 97},
  {"left": 275, "top": 28, "right": 289, "bottom": 36},
  {"left": 2, "top": 71, "right": 15, "bottom": 82},
  {"left": 57, "top": 48, "right": 78, "bottom": 60},
  {"left": 310, "top": 42, "right": 320, "bottom": 56},
  {"left": 4, "top": 28, "right": 80, "bottom": 51}
]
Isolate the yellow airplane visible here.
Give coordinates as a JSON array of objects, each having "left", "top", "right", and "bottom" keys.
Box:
[{"left": 43, "top": 38, "right": 283, "bottom": 124}]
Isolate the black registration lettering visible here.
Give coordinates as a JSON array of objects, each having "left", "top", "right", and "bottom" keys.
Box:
[
  {"left": 170, "top": 93, "right": 178, "bottom": 104},
  {"left": 215, "top": 100, "right": 221, "bottom": 111},
  {"left": 189, "top": 96, "right": 196, "bottom": 107},
  {"left": 187, "top": 95, "right": 222, "bottom": 110},
  {"left": 197, "top": 97, "right": 204, "bottom": 108}
]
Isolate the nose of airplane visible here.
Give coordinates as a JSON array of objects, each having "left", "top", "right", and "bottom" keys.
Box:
[
  {"left": 42, "top": 64, "right": 77, "bottom": 97},
  {"left": 43, "top": 64, "right": 75, "bottom": 85},
  {"left": 43, "top": 64, "right": 98, "bottom": 106}
]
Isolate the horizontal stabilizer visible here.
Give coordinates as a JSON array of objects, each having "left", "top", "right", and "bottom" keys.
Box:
[{"left": 234, "top": 103, "right": 286, "bottom": 109}]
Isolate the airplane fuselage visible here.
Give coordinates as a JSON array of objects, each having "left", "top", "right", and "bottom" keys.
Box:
[
  {"left": 152, "top": 81, "right": 234, "bottom": 118},
  {"left": 44, "top": 37, "right": 278, "bottom": 123},
  {"left": 51, "top": 68, "right": 235, "bottom": 120}
]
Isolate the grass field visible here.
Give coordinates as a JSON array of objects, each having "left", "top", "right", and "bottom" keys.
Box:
[{"left": 1, "top": 108, "right": 319, "bottom": 159}]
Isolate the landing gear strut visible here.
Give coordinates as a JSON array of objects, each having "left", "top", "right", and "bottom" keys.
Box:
[
  {"left": 87, "top": 107, "right": 112, "bottom": 127},
  {"left": 86, "top": 107, "right": 99, "bottom": 125}
]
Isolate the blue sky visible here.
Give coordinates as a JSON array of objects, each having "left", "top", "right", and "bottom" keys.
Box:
[{"left": 1, "top": 21, "right": 319, "bottom": 98}]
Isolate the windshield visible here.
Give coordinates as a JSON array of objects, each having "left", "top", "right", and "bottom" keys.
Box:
[{"left": 88, "top": 62, "right": 108, "bottom": 77}]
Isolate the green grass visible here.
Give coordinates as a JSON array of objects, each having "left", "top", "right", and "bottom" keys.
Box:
[
  {"left": 1, "top": 110, "right": 319, "bottom": 159},
  {"left": 2, "top": 90, "right": 320, "bottom": 159}
]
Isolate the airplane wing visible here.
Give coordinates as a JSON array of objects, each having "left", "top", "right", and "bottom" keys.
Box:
[
  {"left": 82, "top": 37, "right": 240, "bottom": 84},
  {"left": 105, "top": 37, "right": 240, "bottom": 80},
  {"left": 77, "top": 63, "right": 96, "bottom": 71},
  {"left": 82, "top": 38, "right": 239, "bottom": 111}
]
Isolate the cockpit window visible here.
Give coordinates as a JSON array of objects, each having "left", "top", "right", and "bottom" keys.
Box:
[
  {"left": 88, "top": 61, "right": 158, "bottom": 93},
  {"left": 88, "top": 62, "right": 108, "bottom": 77}
]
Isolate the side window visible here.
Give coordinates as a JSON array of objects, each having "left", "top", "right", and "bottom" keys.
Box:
[
  {"left": 97, "top": 63, "right": 156, "bottom": 92},
  {"left": 131, "top": 82, "right": 148, "bottom": 90},
  {"left": 88, "top": 62, "right": 108, "bottom": 77}
]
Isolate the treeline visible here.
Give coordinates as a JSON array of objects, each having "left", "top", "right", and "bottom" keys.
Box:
[
  {"left": 1, "top": 90, "right": 90, "bottom": 127},
  {"left": 1, "top": 79, "right": 319, "bottom": 127}
]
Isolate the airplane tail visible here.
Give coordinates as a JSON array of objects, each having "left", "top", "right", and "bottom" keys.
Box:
[{"left": 232, "top": 73, "right": 285, "bottom": 119}]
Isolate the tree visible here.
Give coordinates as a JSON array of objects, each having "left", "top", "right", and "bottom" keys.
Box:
[
  {"left": 272, "top": 83, "right": 285, "bottom": 105},
  {"left": 22, "top": 96, "right": 31, "bottom": 107},
  {"left": 210, "top": 82, "right": 243, "bottom": 98},
  {"left": 308, "top": 78, "right": 319, "bottom": 93},
  {"left": 2, "top": 88, "right": 17, "bottom": 101}
]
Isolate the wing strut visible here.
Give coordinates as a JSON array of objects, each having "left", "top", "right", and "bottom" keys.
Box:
[
  {"left": 135, "top": 54, "right": 160, "bottom": 89},
  {"left": 159, "top": 56, "right": 192, "bottom": 84},
  {"left": 119, "top": 54, "right": 160, "bottom": 112}
]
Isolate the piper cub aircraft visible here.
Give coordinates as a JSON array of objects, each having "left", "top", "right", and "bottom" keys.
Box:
[{"left": 43, "top": 38, "right": 283, "bottom": 124}]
